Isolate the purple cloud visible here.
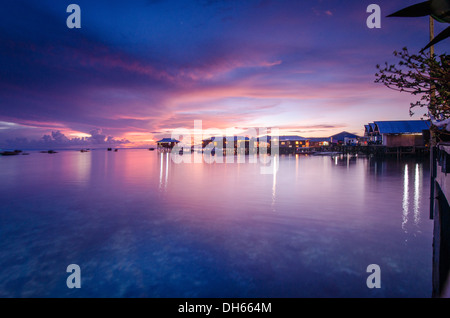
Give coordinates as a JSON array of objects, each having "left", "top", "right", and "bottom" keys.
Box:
[{"left": 1, "top": 129, "right": 129, "bottom": 150}]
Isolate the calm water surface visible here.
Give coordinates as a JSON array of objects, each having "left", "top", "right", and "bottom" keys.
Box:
[{"left": 0, "top": 149, "right": 433, "bottom": 297}]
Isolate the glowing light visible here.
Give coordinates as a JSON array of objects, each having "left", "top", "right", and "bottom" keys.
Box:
[
  {"left": 414, "top": 163, "right": 420, "bottom": 225},
  {"left": 402, "top": 164, "right": 409, "bottom": 233}
]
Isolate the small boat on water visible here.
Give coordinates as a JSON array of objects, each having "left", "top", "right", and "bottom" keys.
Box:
[
  {"left": 0, "top": 150, "right": 21, "bottom": 156},
  {"left": 149, "top": 148, "right": 155, "bottom": 151},
  {"left": 40, "top": 150, "right": 58, "bottom": 154},
  {"left": 80, "top": 149, "right": 90, "bottom": 153}
]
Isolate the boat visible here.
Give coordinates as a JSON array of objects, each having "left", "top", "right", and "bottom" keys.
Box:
[
  {"left": 0, "top": 150, "right": 21, "bottom": 156},
  {"left": 149, "top": 148, "right": 155, "bottom": 151}
]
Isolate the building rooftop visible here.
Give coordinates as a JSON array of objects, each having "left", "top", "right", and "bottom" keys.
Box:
[
  {"left": 157, "top": 138, "right": 180, "bottom": 143},
  {"left": 330, "top": 131, "right": 360, "bottom": 142},
  {"left": 374, "top": 120, "right": 430, "bottom": 134},
  {"left": 308, "top": 137, "right": 332, "bottom": 142}
]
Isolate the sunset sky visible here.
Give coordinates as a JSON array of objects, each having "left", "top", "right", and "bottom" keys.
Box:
[{"left": 0, "top": 0, "right": 448, "bottom": 148}]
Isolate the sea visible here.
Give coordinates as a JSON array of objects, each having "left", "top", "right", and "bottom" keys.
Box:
[{"left": 0, "top": 149, "right": 433, "bottom": 297}]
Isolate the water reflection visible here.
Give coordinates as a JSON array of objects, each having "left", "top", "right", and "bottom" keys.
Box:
[
  {"left": 414, "top": 163, "right": 421, "bottom": 225},
  {"left": 159, "top": 152, "right": 170, "bottom": 190},
  {"left": 325, "top": 155, "right": 426, "bottom": 238},
  {"left": 75, "top": 152, "right": 91, "bottom": 184},
  {"left": 272, "top": 155, "right": 278, "bottom": 209},
  {"left": 0, "top": 150, "right": 433, "bottom": 297},
  {"left": 332, "top": 154, "right": 357, "bottom": 167},
  {"left": 367, "top": 157, "right": 387, "bottom": 176},
  {"left": 401, "top": 162, "right": 424, "bottom": 236},
  {"left": 403, "top": 164, "right": 409, "bottom": 232},
  {"left": 60, "top": 151, "right": 92, "bottom": 185}
]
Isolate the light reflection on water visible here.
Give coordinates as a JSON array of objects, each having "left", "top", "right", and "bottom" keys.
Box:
[
  {"left": 402, "top": 163, "right": 424, "bottom": 238},
  {"left": 403, "top": 164, "right": 409, "bottom": 233},
  {"left": 159, "top": 152, "right": 170, "bottom": 190},
  {"left": 414, "top": 163, "right": 421, "bottom": 225},
  {"left": 0, "top": 150, "right": 433, "bottom": 297}
]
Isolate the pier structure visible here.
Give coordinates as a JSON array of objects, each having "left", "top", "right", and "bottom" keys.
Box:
[
  {"left": 156, "top": 138, "right": 180, "bottom": 152},
  {"left": 430, "top": 143, "right": 450, "bottom": 297},
  {"left": 328, "top": 144, "right": 429, "bottom": 157}
]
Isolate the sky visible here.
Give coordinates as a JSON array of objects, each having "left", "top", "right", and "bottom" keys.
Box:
[{"left": 0, "top": 0, "right": 448, "bottom": 149}]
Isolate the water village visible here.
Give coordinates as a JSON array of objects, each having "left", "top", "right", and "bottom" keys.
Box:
[
  {"left": 0, "top": 119, "right": 431, "bottom": 157},
  {"left": 155, "top": 119, "right": 431, "bottom": 158}
]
